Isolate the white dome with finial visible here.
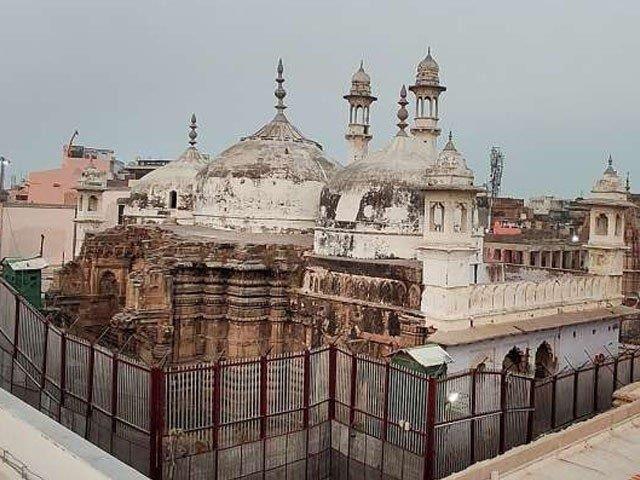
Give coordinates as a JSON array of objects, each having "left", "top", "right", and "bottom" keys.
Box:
[
  {"left": 193, "top": 60, "right": 340, "bottom": 233},
  {"left": 416, "top": 47, "right": 440, "bottom": 86},
  {"left": 127, "top": 115, "right": 209, "bottom": 221},
  {"left": 426, "top": 132, "right": 475, "bottom": 188},
  {"left": 349, "top": 61, "right": 372, "bottom": 96},
  {"left": 592, "top": 155, "right": 627, "bottom": 198}
]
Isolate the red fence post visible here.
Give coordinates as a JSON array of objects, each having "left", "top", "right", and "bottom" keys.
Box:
[
  {"left": 499, "top": 371, "right": 507, "bottom": 454},
  {"left": 328, "top": 345, "right": 336, "bottom": 421},
  {"left": 303, "top": 349, "right": 311, "bottom": 480},
  {"left": 259, "top": 354, "right": 268, "bottom": 479},
  {"left": 526, "top": 377, "right": 536, "bottom": 443},
  {"left": 348, "top": 352, "right": 357, "bottom": 427},
  {"left": 423, "top": 377, "right": 437, "bottom": 480},
  {"left": 149, "top": 367, "right": 165, "bottom": 480},
  {"left": 85, "top": 345, "right": 96, "bottom": 440},
  {"left": 9, "top": 296, "right": 20, "bottom": 392},
  {"left": 212, "top": 362, "right": 221, "bottom": 479},
  {"left": 39, "top": 321, "right": 49, "bottom": 411},
  {"left": 109, "top": 355, "right": 119, "bottom": 452},
  {"left": 259, "top": 354, "right": 268, "bottom": 439},
  {"left": 572, "top": 370, "right": 579, "bottom": 421},
  {"left": 59, "top": 334, "right": 67, "bottom": 421},
  {"left": 550, "top": 375, "right": 557, "bottom": 429},
  {"left": 593, "top": 364, "right": 600, "bottom": 413},
  {"left": 469, "top": 369, "right": 477, "bottom": 464}
]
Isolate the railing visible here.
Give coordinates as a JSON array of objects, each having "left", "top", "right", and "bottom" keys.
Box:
[
  {"left": 468, "top": 274, "right": 619, "bottom": 319},
  {"left": 1, "top": 277, "right": 640, "bottom": 480}
]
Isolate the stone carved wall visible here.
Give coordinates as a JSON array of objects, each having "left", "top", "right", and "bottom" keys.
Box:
[{"left": 48, "top": 225, "right": 311, "bottom": 363}]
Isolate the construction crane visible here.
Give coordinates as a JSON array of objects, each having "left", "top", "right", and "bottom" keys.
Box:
[
  {"left": 487, "top": 146, "right": 505, "bottom": 232},
  {"left": 66, "top": 129, "right": 79, "bottom": 156}
]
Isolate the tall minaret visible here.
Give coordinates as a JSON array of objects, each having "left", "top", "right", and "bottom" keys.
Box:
[
  {"left": 409, "top": 48, "right": 446, "bottom": 157},
  {"left": 343, "top": 61, "right": 377, "bottom": 163}
]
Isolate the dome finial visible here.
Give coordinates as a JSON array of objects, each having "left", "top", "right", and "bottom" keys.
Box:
[
  {"left": 608, "top": 154, "right": 613, "bottom": 167},
  {"left": 444, "top": 130, "right": 457, "bottom": 151},
  {"left": 189, "top": 113, "right": 197, "bottom": 147},
  {"left": 275, "top": 58, "right": 287, "bottom": 115},
  {"left": 396, "top": 85, "right": 409, "bottom": 136}
]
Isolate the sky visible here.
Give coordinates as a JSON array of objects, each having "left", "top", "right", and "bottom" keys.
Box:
[{"left": 1, "top": 0, "right": 638, "bottom": 198}]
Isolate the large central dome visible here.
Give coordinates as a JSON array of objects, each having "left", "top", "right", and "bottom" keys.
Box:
[{"left": 194, "top": 60, "right": 339, "bottom": 233}]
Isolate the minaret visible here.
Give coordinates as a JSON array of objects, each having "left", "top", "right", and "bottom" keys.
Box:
[
  {"left": 416, "top": 133, "right": 481, "bottom": 328},
  {"left": 582, "top": 156, "right": 634, "bottom": 283},
  {"left": 73, "top": 161, "right": 107, "bottom": 257},
  {"left": 343, "top": 61, "right": 377, "bottom": 163},
  {"left": 409, "top": 47, "right": 446, "bottom": 157}
]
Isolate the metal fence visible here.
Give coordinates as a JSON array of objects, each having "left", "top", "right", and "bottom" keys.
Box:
[{"left": 1, "top": 277, "right": 640, "bottom": 480}]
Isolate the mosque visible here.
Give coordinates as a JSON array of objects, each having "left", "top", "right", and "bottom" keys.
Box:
[{"left": 50, "top": 49, "right": 637, "bottom": 375}]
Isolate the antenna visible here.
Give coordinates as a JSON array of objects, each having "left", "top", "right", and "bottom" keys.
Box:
[{"left": 487, "top": 146, "right": 505, "bottom": 232}]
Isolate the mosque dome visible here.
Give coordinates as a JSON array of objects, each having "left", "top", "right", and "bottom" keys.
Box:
[
  {"left": 314, "top": 86, "right": 438, "bottom": 259},
  {"left": 128, "top": 115, "right": 209, "bottom": 217},
  {"left": 194, "top": 60, "right": 340, "bottom": 233},
  {"left": 415, "top": 47, "right": 440, "bottom": 86},
  {"left": 592, "top": 155, "right": 626, "bottom": 196},
  {"left": 348, "top": 61, "right": 372, "bottom": 96}
]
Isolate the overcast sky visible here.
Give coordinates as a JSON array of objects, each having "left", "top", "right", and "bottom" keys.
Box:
[{"left": 1, "top": 0, "right": 638, "bottom": 197}]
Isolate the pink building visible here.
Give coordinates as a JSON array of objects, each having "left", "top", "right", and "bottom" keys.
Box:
[{"left": 19, "top": 145, "right": 117, "bottom": 205}]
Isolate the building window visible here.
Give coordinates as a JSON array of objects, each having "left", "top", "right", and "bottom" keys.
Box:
[
  {"left": 169, "top": 190, "right": 178, "bottom": 209},
  {"left": 429, "top": 202, "right": 445, "bottom": 232},
  {"left": 78, "top": 197, "right": 83, "bottom": 212},
  {"left": 595, "top": 213, "right": 608, "bottom": 235},
  {"left": 453, "top": 203, "right": 468, "bottom": 233},
  {"left": 88, "top": 195, "right": 98, "bottom": 212},
  {"left": 615, "top": 214, "right": 622, "bottom": 236},
  {"left": 117, "top": 204, "right": 125, "bottom": 225},
  {"left": 534, "top": 342, "right": 555, "bottom": 378}
]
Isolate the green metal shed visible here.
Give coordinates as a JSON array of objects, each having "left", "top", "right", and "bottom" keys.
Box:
[{"left": 1, "top": 256, "right": 48, "bottom": 309}]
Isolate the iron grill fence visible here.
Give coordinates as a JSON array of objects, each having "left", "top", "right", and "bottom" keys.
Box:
[{"left": 0, "top": 277, "right": 639, "bottom": 479}]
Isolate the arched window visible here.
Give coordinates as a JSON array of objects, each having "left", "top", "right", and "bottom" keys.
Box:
[
  {"left": 98, "top": 270, "right": 118, "bottom": 296},
  {"left": 169, "top": 190, "right": 178, "bottom": 209},
  {"left": 615, "top": 214, "right": 623, "bottom": 236},
  {"left": 453, "top": 203, "right": 468, "bottom": 233},
  {"left": 430, "top": 202, "right": 445, "bottom": 232},
  {"left": 534, "top": 342, "right": 555, "bottom": 379},
  {"left": 78, "top": 196, "right": 83, "bottom": 212},
  {"left": 595, "top": 213, "right": 608, "bottom": 235},
  {"left": 87, "top": 195, "right": 98, "bottom": 212},
  {"left": 502, "top": 346, "right": 528, "bottom": 374}
]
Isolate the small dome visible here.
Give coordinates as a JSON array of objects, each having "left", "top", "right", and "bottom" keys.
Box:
[
  {"left": 348, "top": 61, "right": 372, "bottom": 96},
  {"left": 128, "top": 114, "right": 209, "bottom": 214},
  {"left": 592, "top": 156, "right": 626, "bottom": 196},
  {"left": 135, "top": 146, "right": 208, "bottom": 191},
  {"left": 426, "top": 133, "right": 475, "bottom": 188},
  {"left": 416, "top": 48, "right": 440, "bottom": 86}
]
